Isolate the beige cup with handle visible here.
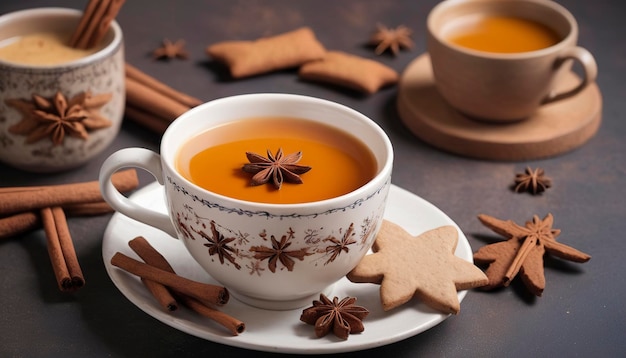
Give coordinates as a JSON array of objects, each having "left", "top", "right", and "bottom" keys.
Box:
[{"left": 427, "top": 0, "right": 597, "bottom": 122}]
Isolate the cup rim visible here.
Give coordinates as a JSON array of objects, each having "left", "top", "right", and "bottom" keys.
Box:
[
  {"left": 161, "top": 93, "right": 394, "bottom": 209},
  {"left": 0, "top": 7, "right": 123, "bottom": 69},
  {"left": 427, "top": 0, "right": 579, "bottom": 60}
]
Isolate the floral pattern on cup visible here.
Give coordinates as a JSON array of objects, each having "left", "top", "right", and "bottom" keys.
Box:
[
  {"left": 6, "top": 90, "right": 113, "bottom": 146},
  {"left": 167, "top": 175, "right": 389, "bottom": 219},
  {"left": 175, "top": 206, "right": 379, "bottom": 277},
  {"left": 0, "top": 51, "right": 124, "bottom": 171}
]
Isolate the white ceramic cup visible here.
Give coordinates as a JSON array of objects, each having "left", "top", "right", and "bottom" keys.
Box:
[
  {"left": 427, "top": 0, "right": 597, "bottom": 122},
  {"left": 0, "top": 8, "right": 125, "bottom": 172},
  {"left": 99, "top": 93, "right": 393, "bottom": 310}
]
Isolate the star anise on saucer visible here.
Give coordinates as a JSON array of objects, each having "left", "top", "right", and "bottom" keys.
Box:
[
  {"left": 6, "top": 91, "right": 112, "bottom": 146},
  {"left": 513, "top": 167, "right": 552, "bottom": 194},
  {"left": 300, "top": 294, "right": 369, "bottom": 340},
  {"left": 153, "top": 38, "right": 189, "bottom": 60},
  {"left": 369, "top": 23, "right": 414, "bottom": 56},
  {"left": 242, "top": 148, "right": 312, "bottom": 189},
  {"left": 250, "top": 232, "right": 311, "bottom": 273},
  {"left": 474, "top": 213, "right": 590, "bottom": 296}
]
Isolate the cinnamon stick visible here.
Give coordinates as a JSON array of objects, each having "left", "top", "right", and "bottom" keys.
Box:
[
  {"left": 0, "top": 212, "right": 38, "bottom": 240},
  {"left": 0, "top": 169, "right": 138, "bottom": 216},
  {"left": 143, "top": 279, "right": 179, "bottom": 312},
  {"left": 110, "top": 252, "right": 229, "bottom": 306},
  {"left": 125, "top": 76, "right": 191, "bottom": 121},
  {"left": 503, "top": 236, "right": 538, "bottom": 285},
  {"left": 124, "top": 105, "right": 170, "bottom": 134},
  {"left": 70, "top": 0, "right": 100, "bottom": 48},
  {"left": 41, "top": 207, "right": 84, "bottom": 291},
  {"left": 128, "top": 236, "right": 244, "bottom": 335},
  {"left": 71, "top": 0, "right": 125, "bottom": 49},
  {"left": 125, "top": 63, "right": 202, "bottom": 108},
  {"left": 87, "top": 0, "right": 126, "bottom": 49},
  {"left": 52, "top": 207, "right": 85, "bottom": 288},
  {"left": 0, "top": 201, "right": 114, "bottom": 240},
  {"left": 73, "top": 0, "right": 111, "bottom": 49},
  {"left": 128, "top": 236, "right": 178, "bottom": 312},
  {"left": 177, "top": 294, "right": 245, "bottom": 335},
  {"left": 63, "top": 201, "right": 114, "bottom": 216},
  {"left": 128, "top": 237, "right": 176, "bottom": 272}
]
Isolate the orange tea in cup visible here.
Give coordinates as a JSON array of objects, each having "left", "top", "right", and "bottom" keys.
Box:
[
  {"left": 447, "top": 15, "right": 561, "bottom": 53},
  {"left": 426, "top": 0, "right": 597, "bottom": 121},
  {"left": 176, "top": 116, "right": 377, "bottom": 204}
]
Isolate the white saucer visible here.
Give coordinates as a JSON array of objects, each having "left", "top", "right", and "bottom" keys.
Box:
[{"left": 102, "top": 182, "right": 475, "bottom": 354}]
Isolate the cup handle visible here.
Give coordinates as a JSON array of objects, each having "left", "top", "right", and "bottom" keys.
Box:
[
  {"left": 99, "top": 148, "right": 178, "bottom": 238},
  {"left": 542, "top": 46, "right": 598, "bottom": 105}
]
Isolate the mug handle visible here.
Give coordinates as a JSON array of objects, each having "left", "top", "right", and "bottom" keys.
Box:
[
  {"left": 542, "top": 46, "right": 598, "bottom": 105},
  {"left": 99, "top": 148, "right": 178, "bottom": 238}
]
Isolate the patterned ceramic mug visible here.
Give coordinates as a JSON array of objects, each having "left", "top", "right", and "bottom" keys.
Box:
[
  {"left": 0, "top": 8, "right": 124, "bottom": 172},
  {"left": 99, "top": 94, "right": 393, "bottom": 310}
]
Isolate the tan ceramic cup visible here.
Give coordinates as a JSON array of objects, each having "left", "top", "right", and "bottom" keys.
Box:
[
  {"left": 427, "top": 0, "right": 597, "bottom": 122},
  {"left": 0, "top": 8, "right": 125, "bottom": 172}
]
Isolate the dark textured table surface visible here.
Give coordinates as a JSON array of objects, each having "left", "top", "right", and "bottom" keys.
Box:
[{"left": 1, "top": 0, "right": 625, "bottom": 357}]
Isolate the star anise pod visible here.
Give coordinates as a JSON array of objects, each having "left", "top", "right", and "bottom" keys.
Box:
[
  {"left": 242, "top": 148, "right": 312, "bottom": 189},
  {"left": 6, "top": 91, "right": 112, "bottom": 146},
  {"left": 152, "top": 38, "right": 189, "bottom": 60},
  {"left": 250, "top": 233, "right": 311, "bottom": 273},
  {"left": 513, "top": 167, "right": 552, "bottom": 194},
  {"left": 369, "top": 23, "right": 414, "bottom": 56},
  {"left": 474, "top": 213, "right": 590, "bottom": 296},
  {"left": 300, "top": 294, "right": 369, "bottom": 340}
]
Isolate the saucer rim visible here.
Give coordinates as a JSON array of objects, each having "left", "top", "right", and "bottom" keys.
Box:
[{"left": 102, "top": 181, "right": 474, "bottom": 354}]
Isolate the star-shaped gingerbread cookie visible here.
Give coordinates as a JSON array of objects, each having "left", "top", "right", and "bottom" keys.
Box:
[{"left": 347, "top": 220, "right": 488, "bottom": 314}]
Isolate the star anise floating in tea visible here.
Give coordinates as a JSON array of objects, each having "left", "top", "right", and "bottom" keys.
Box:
[
  {"left": 369, "top": 23, "right": 414, "bottom": 56},
  {"left": 153, "top": 38, "right": 189, "bottom": 60},
  {"left": 6, "top": 91, "right": 112, "bottom": 145},
  {"left": 242, "top": 148, "right": 312, "bottom": 189},
  {"left": 300, "top": 294, "right": 369, "bottom": 340},
  {"left": 513, "top": 167, "right": 552, "bottom": 194},
  {"left": 474, "top": 213, "right": 590, "bottom": 296}
]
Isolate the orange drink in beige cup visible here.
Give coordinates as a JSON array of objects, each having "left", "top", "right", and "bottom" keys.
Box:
[
  {"left": 100, "top": 93, "right": 393, "bottom": 310},
  {"left": 427, "top": 0, "right": 597, "bottom": 122}
]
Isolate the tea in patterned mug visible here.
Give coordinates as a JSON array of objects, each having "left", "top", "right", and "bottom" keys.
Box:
[
  {"left": 100, "top": 93, "right": 394, "bottom": 310},
  {"left": 0, "top": 8, "right": 124, "bottom": 172}
]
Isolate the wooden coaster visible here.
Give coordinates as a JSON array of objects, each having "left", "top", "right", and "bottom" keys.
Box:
[{"left": 397, "top": 54, "right": 602, "bottom": 161}]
